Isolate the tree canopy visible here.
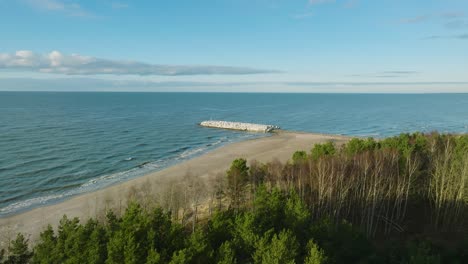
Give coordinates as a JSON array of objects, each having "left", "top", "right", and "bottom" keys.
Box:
[{"left": 1, "top": 133, "right": 467, "bottom": 263}]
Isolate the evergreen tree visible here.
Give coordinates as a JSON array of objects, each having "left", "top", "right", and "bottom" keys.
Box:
[
  {"left": 252, "top": 186, "right": 285, "bottom": 233},
  {"left": 344, "top": 137, "right": 379, "bottom": 156},
  {"left": 227, "top": 158, "right": 249, "bottom": 210},
  {"left": 55, "top": 215, "right": 80, "bottom": 262},
  {"left": 232, "top": 212, "right": 260, "bottom": 260},
  {"left": 120, "top": 203, "right": 150, "bottom": 263},
  {"left": 123, "top": 233, "right": 140, "bottom": 264},
  {"left": 6, "top": 233, "right": 32, "bottom": 264},
  {"left": 284, "top": 190, "right": 310, "bottom": 242},
  {"left": 292, "top": 151, "right": 308, "bottom": 164},
  {"left": 207, "top": 210, "right": 235, "bottom": 250},
  {"left": 146, "top": 248, "right": 161, "bottom": 264},
  {"left": 106, "top": 230, "right": 125, "bottom": 264},
  {"left": 148, "top": 207, "right": 183, "bottom": 261},
  {"left": 32, "top": 225, "right": 58, "bottom": 264},
  {"left": 311, "top": 142, "right": 336, "bottom": 160},
  {"left": 105, "top": 211, "right": 119, "bottom": 233},
  {"left": 406, "top": 241, "right": 441, "bottom": 264},
  {"left": 253, "top": 229, "right": 299, "bottom": 264},
  {"left": 304, "top": 240, "right": 327, "bottom": 264},
  {"left": 183, "top": 229, "right": 214, "bottom": 264},
  {"left": 216, "top": 241, "right": 237, "bottom": 264},
  {"left": 310, "top": 219, "right": 373, "bottom": 263},
  {"left": 169, "top": 250, "right": 189, "bottom": 264},
  {"left": 87, "top": 224, "right": 108, "bottom": 264}
]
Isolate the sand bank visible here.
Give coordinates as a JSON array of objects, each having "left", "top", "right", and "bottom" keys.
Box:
[{"left": 0, "top": 131, "right": 350, "bottom": 246}]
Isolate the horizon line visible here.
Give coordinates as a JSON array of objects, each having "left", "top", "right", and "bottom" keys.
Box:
[{"left": 1, "top": 90, "right": 468, "bottom": 95}]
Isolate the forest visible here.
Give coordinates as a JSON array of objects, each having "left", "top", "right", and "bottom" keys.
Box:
[{"left": 1, "top": 132, "right": 467, "bottom": 263}]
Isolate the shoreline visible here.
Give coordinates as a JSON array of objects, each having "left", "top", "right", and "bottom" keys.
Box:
[
  {"left": 0, "top": 132, "right": 268, "bottom": 218},
  {"left": 0, "top": 131, "right": 351, "bottom": 246}
]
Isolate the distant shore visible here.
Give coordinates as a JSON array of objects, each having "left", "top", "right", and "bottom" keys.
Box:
[{"left": 0, "top": 131, "right": 350, "bottom": 246}]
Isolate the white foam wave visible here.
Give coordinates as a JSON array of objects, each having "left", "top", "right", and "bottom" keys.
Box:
[
  {"left": 178, "top": 147, "right": 207, "bottom": 159},
  {"left": 0, "top": 193, "right": 67, "bottom": 215}
]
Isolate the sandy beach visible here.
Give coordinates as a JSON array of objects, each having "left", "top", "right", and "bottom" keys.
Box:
[{"left": 0, "top": 131, "right": 350, "bottom": 246}]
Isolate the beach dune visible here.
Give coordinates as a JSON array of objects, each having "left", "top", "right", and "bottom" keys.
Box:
[{"left": 0, "top": 131, "right": 350, "bottom": 246}]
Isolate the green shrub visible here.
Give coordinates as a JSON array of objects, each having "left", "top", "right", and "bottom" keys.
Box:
[
  {"left": 311, "top": 142, "right": 336, "bottom": 160},
  {"left": 344, "top": 137, "right": 379, "bottom": 155},
  {"left": 292, "top": 151, "right": 308, "bottom": 164}
]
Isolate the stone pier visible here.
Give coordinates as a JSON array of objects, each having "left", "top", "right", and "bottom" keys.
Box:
[{"left": 200, "top": 120, "right": 279, "bottom": 133}]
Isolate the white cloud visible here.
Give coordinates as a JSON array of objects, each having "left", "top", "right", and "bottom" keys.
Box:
[
  {"left": 424, "top": 33, "right": 468, "bottom": 40},
  {"left": 292, "top": 12, "right": 314, "bottom": 19},
  {"left": 308, "top": 0, "right": 335, "bottom": 5},
  {"left": 0, "top": 50, "right": 278, "bottom": 76},
  {"left": 28, "top": 0, "right": 65, "bottom": 10},
  {"left": 343, "top": 0, "right": 359, "bottom": 9},
  {"left": 26, "top": 0, "right": 92, "bottom": 17},
  {"left": 398, "top": 15, "right": 431, "bottom": 24},
  {"left": 440, "top": 12, "right": 465, "bottom": 19},
  {"left": 399, "top": 12, "right": 466, "bottom": 25},
  {"left": 111, "top": 2, "right": 128, "bottom": 9}
]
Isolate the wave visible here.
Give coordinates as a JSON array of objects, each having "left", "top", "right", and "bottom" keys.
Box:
[
  {"left": 0, "top": 193, "right": 67, "bottom": 215},
  {"left": 177, "top": 147, "right": 208, "bottom": 159},
  {"left": 168, "top": 146, "right": 190, "bottom": 154},
  {"left": 0, "top": 164, "right": 160, "bottom": 216},
  {"left": 0, "top": 136, "right": 238, "bottom": 217}
]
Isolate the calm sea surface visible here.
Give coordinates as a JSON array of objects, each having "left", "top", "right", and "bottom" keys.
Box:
[{"left": 1, "top": 92, "right": 467, "bottom": 216}]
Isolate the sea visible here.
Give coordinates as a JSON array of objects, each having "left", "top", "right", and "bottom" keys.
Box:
[{"left": 1, "top": 92, "right": 467, "bottom": 216}]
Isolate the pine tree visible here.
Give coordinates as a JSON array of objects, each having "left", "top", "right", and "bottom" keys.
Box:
[
  {"left": 232, "top": 212, "right": 260, "bottom": 259},
  {"left": 216, "top": 241, "right": 237, "bottom": 264},
  {"left": 253, "top": 229, "right": 299, "bottom": 264},
  {"left": 120, "top": 202, "right": 150, "bottom": 263},
  {"left": 146, "top": 248, "right": 161, "bottom": 264},
  {"left": 106, "top": 230, "right": 125, "bottom": 264},
  {"left": 292, "top": 151, "right": 308, "bottom": 164},
  {"left": 227, "top": 158, "right": 249, "bottom": 210},
  {"left": 106, "top": 211, "right": 119, "bottom": 233},
  {"left": 304, "top": 240, "right": 327, "bottom": 264},
  {"left": 169, "top": 250, "right": 189, "bottom": 264},
  {"left": 32, "top": 225, "right": 58, "bottom": 264},
  {"left": 87, "top": 225, "right": 108, "bottom": 264},
  {"left": 207, "top": 210, "right": 235, "bottom": 250},
  {"left": 185, "top": 229, "right": 213, "bottom": 264},
  {"left": 252, "top": 186, "right": 285, "bottom": 233},
  {"left": 123, "top": 233, "right": 139, "bottom": 264},
  {"left": 55, "top": 215, "right": 80, "bottom": 261},
  {"left": 284, "top": 190, "right": 310, "bottom": 243},
  {"left": 6, "top": 233, "right": 32, "bottom": 264}
]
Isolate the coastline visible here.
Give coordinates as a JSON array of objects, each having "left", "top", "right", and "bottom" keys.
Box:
[
  {"left": 0, "top": 131, "right": 267, "bottom": 218},
  {"left": 0, "top": 131, "right": 351, "bottom": 246}
]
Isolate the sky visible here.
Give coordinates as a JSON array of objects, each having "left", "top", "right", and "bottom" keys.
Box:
[{"left": 0, "top": 0, "right": 468, "bottom": 93}]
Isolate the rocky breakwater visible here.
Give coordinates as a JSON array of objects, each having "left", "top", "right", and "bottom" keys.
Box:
[{"left": 200, "top": 121, "right": 279, "bottom": 133}]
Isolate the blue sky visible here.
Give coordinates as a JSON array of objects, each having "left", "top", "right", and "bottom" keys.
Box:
[{"left": 0, "top": 0, "right": 467, "bottom": 92}]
